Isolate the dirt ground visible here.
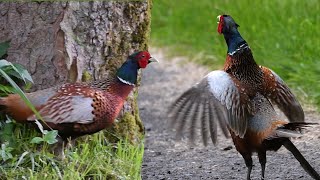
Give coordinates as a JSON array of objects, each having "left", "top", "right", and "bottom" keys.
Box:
[{"left": 139, "top": 49, "right": 320, "bottom": 180}]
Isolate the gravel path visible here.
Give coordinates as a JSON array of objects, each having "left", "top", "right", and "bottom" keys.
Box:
[{"left": 139, "top": 49, "right": 320, "bottom": 180}]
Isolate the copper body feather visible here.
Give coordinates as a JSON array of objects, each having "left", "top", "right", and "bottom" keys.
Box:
[{"left": 1, "top": 79, "right": 133, "bottom": 139}]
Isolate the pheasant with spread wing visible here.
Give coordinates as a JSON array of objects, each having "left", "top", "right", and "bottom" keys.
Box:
[{"left": 169, "top": 15, "right": 319, "bottom": 180}]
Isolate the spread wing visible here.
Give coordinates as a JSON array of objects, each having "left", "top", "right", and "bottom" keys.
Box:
[
  {"left": 168, "top": 70, "right": 251, "bottom": 146},
  {"left": 27, "top": 95, "right": 95, "bottom": 124},
  {"left": 261, "top": 66, "right": 304, "bottom": 122}
]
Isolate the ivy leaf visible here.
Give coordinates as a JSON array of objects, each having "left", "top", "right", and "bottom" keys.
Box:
[
  {"left": 43, "top": 130, "right": 58, "bottom": 144},
  {"left": 30, "top": 137, "right": 44, "bottom": 144}
]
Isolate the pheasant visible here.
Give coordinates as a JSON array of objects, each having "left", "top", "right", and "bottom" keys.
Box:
[
  {"left": 169, "top": 15, "right": 320, "bottom": 180},
  {"left": 0, "top": 51, "right": 157, "bottom": 142}
]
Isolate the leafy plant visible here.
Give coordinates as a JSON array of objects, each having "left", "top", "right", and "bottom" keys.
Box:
[
  {"left": 0, "top": 41, "right": 56, "bottom": 135},
  {"left": 0, "top": 59, "right": 39, "bottom": 117},
  {"left": 30, "top": 121, "right": 58, "bottom": 145},
  {"left": 0, "top": 41, "right": 58, "bottom": 161}
]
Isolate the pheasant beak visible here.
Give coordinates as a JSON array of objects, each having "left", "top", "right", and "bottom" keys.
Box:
[
  {"left": 148, "top": 57, "right": 159, "bottom": 63},
  {"left": 217, "top": 15, "right": 221, "bottom": 22},
  {"left": 217, "top": 15, "right": 223, "bottom": 34}
]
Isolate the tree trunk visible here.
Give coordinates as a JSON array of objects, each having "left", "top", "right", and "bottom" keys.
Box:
[{"left": 0, "top": 1, "right": 152, "bottom": 143}]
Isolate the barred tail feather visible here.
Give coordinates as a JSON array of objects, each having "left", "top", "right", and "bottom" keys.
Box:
[
  {"left": 281, "top": 122, "right": 318, "bottom": 131},
  {"left": 272, "top": 122, "right": 318, "bottom": 139}
]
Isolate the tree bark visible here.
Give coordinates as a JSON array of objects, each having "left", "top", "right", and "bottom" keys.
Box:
[{"left": 0, "top": 1, "right": 152, "bottom": 143}]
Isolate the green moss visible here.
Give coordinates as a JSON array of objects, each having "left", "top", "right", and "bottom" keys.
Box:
[
  {"left": 132, "top": 0, "right": 152, "bottom": 51},
  {"left": 81, "top": 70, "right": 92, "bottom": 82},
  {"left": 133, "top": 90, "right": 144, "bottom": 136},
  {"left": 105, "top": 112, "right": 143, "bottom": 144},
  {"left": 119, "top": 36, "right": 131, "bottom": 55},
  {"left": 132, "top": 22, "right": 147, "bottom": 50}
]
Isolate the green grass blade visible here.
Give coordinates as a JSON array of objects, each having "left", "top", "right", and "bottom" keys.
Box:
[{"left": 15, "top": 151, "right": 29, "bottom": 169}]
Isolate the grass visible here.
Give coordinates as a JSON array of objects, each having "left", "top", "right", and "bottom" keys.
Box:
[
  {"left": 0, "top": 124, "right": 144, "bottom": 180},
  {"left": 151, "top": 0, "right": 320, "bottom": 108}
]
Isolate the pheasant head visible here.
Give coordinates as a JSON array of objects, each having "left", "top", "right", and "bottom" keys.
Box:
[
  {"left": 116, "top": 51, "right": 158, "bottom": 86},
  {"left": 217, "top": 15, "right": 247, "bottom": 55},
  {"left": 217, "top": 15, "right": 240, "bottom": 34}
]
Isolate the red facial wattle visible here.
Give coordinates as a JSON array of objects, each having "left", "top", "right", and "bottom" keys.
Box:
[
  {"left": 137, "top": 52, "right": 150, "bottom": 68},
  {"left": 217, "top": 15, "right": 224, "bottom": 34},
  {"left": 138, "top": 59, "right": 148, "bottom": 68}
]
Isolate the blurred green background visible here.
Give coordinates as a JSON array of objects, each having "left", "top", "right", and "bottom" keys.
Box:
[{"left": 150, "top": 0, "right": 320, "bottom": 109}]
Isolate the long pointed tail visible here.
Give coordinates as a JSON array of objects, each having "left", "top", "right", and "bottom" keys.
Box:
[{"left": 283, "top": 139, "right": 320, "bottom": 180}]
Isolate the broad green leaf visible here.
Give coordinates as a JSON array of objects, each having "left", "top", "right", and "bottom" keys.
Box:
[
  {"left": 12, "top": 63, "right": 34, "bottom": 83},
  {"left": 43, "top": 130, "right": 58, "bottom": 144},
  {"left": 0, "top": 60, "right": 25, "bottom": 83},
  {"left": 0, "top": 59, "right": 12, "bottom": 69},
  {"left": 30, "top": 137, "right": 44, "bottom": 144},
  {"left": 2, "top": 69, "right": 23, "bottom": 80},
  {"left": 0, "top": 59, "right": 33, "bottom": 84},
  {"left": 0, "top": 41, "right": 10, "bottom": 58}
]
